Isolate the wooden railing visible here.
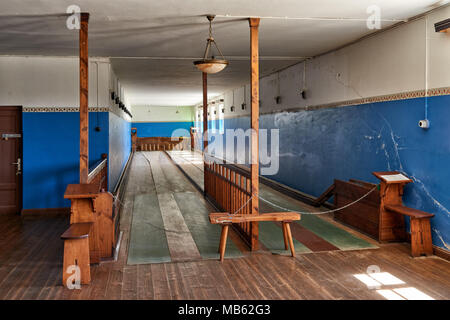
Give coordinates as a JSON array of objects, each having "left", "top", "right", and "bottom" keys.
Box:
[
  {"left": 204, "top": 159, "right": 257, "bottom": 247},
  {"left": 87, "top": 155, "right": 108, "bottom": 191},
  {"left": 111, "top": 150, "right": 134, "bottom": 249},
  {"left": 137, "top": 136, "right": 190, "bottom": 151}
]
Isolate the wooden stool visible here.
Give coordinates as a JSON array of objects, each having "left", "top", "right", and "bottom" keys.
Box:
[
  {"left": 385, "top": 205, "right": 434, "bottom": 257},
  {"left": 210, "top": 212, "right": 301, "bottom": 262},
  {"left": 61, "top": 222, "right": 93, "bottom": 287}
]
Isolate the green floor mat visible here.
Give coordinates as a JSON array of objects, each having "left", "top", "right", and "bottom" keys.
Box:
[
  {"left": 297, "top": 215, "right": 377, "bottom": 250},
  {"left": 127, "top": 194, "right": 171, "bottom": 264},
  {"left": 259, "top": 221, "right": 312, "bottom": 255},
  {"left": 259, "top": 186, "right": 376, "bottom": 251},
  {"left": 173, "top": 192, "right": 243, "bottom": 260}
]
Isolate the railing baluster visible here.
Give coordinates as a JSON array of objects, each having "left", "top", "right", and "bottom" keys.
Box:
[{"left": 203, "top": 160, "right": 254, "bottom": 246}]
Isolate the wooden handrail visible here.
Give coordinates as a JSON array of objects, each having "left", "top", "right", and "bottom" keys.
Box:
[
  {"left": 87, "top": 158, "right": 107, "bottom": 183},
  {"left": 205, "top": 155, "right": 251, "bottom": 178},
  {"left": 136, "top": 136, "right": 190, "bottom": 151},
  {"left": 113, "top": 150, "right": 133, "bottom": 195}
]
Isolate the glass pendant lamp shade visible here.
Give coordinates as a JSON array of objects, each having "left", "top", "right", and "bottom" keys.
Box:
[
  {"left": 194, "top": 15, "right": 229, "bottom": 74},
  {"left": 194, "top": 58, "right": 228, "bottom": 74}
]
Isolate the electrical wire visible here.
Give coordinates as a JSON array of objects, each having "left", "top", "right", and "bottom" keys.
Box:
[{"left": 258, "top": 185, "right": 378, "bottom": 215}]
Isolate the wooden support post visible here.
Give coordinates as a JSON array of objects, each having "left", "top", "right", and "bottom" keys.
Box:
[
  {"left": 202, "top": 72, "right": 208, "bottom": 194},
  {"left": 249, "top": 17, "right": 260, "bottom": 250},
  {"left": 79, "top": 13, "right": 90, "bottom": 184}
]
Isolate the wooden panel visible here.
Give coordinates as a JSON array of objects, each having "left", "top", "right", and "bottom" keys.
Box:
[
  {"left": 334, "top": 179, "right": 380, "bottom": 239},
  {"left": 378, "top": 181, "right": 406, "bottom": 242},
  {"left": 63, "top": 237, "right": 91, "bottom": 285},
  {"left": 410, "top": 217, "right": 433, "bottom": 257},
  {"left": 92, "top": 192, "right": 114, "bottom": 258}
]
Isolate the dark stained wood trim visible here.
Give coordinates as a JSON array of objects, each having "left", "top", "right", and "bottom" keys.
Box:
[
  {"left": 259, "top": 173, "right": 335, "bottom": 209},
  {"left": 313, "top": 183, "right": 335, "bottom": 207},
  {"left": 79, "top": 12, "right": 90, "bottom": 184},
  {"left": 433, "top": 245, "right": 450, "bottom": 261}
]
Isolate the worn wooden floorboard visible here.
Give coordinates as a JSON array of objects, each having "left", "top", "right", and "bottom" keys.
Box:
[{"left": 0, "top": 151, "right": 448, "bottom": 300}]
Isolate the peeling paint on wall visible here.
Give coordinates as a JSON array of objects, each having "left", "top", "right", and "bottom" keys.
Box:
[{"left": 214, "top": 95, "right": 450, "bottom": 251}]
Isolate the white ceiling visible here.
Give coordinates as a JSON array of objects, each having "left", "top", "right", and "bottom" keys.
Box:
[{"left": 0, "top": 0, "right": 447, "bottom": 106}]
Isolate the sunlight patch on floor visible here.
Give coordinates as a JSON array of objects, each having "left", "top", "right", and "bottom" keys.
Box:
[{"left": 354, "top": 271, "right": 434, "bottom": 300}]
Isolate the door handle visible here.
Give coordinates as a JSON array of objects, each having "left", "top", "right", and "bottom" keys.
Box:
[{"left": 12, "top": 158, "right": 21, "bottom": 175}]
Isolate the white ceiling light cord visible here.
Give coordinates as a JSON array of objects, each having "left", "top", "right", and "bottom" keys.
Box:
[
  {"left": 424, "top": 16, "right": 429, "bottom": 121},
  {"left": 302, "top": 60, "right": 307, "bottom": 92}
]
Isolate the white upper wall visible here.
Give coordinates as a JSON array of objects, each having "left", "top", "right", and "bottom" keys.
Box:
[
  {"left": 214, "top": 6, "right": 450, "bottom": 118},
  {"left": 0, "top": 56, "right": 111, "bottom": 107},
  {"left": 0, "top": 55, "right": 133, "bottom": 120},
  {"left": 132, "top": 105, "right": 194, "bottom": 122}
]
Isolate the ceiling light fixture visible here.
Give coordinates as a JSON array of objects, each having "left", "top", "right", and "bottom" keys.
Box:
[{"left": 194, "top": 15, "right": 229, "bottom": 74}]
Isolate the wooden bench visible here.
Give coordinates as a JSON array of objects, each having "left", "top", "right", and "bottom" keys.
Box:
[
  {"left": 385, "top": 205, "right": 434, "bottom": 257},
  {"left": 61, "top": 222, "right": 93, "bottom": 287},
  {"left": 209, "top": 212, "right": 301, "bottom": 261}
]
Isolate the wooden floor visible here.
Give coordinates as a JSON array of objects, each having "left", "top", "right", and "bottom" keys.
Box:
[{"left": 0, "top": 152, "right": 449, "bottom": 300}]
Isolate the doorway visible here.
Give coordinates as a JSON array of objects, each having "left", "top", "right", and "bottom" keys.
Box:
[{"left": 0, "top": 106, "right": 22, "bottom": 214}]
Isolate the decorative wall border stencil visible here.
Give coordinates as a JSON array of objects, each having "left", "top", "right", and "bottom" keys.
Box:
[
  {"left": 23, "top": 106, "right": 110, "bottom": 112},
  {"left": 217, "top": 86, "right": 450, "bottom": 119},
  {"left": 304, "top": 87, "right": 450, "bottom": 111},
  {"left": 264, "top": 87, "right": 450, "bottom": 116}
]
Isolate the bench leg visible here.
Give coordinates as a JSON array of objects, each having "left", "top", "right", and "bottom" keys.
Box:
[
  {"left": 285, "top": 223, "right": 295, "bottom": 257},
  {"left": 410, "top": 218, "right": 433, "bottom": 257},
  {"left": 63, "top": 238, "right": 91, "bottom": 287},
  {"left": 219, "top": 224, "right": 229, "bottom": 262},
  {"left": 282, "top": 222, "right": 289, "bottom": 250}
]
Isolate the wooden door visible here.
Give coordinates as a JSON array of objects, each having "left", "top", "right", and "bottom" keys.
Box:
[{"left": 0, "top": 106, "right": 22, "bottom": 214}]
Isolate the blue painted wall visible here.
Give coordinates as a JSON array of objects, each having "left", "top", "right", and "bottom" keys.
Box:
[
  {"left": 23, "top": 112, "right": 109, "bottom": 209},
  {"left": 109, "top": 112, "right": 131, "bottom": 190},
  {"left": 211, "top": 95, "right": 450, "bottom": 250},
  {"left": 132, "top": 121, "right": 193, "bottom": 137}
]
